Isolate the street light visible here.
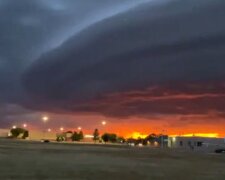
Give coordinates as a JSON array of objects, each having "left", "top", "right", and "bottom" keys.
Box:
[
  {"left": 23, "top": 124, "right": 27, "bottom": 128},
  {"left": 12, "top": 125, "right": 17, "bottom": 129},
  {"left": 42, "top": 116, "right": 49, "bottom": 123},
  {"left": 47, "top": 128, "right": 51, "bottom": 132},
  {"left": 78, "top": 126, "right": 82, "bottom": 131},
  {"left": 60, "top": 127, "right": 64, "bottom": 132},
  {"left": 102, "top": 121, "right": 106, "bottom": 126},
  {"left": 42, "top": 116, "right": 49, "bottom": 139}
]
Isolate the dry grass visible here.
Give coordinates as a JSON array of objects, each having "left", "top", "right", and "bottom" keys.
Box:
[{"left": 0, "top": 139, "right": 224, "bottom": 180}]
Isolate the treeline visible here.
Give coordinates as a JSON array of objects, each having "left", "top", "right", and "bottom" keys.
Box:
[
  {"left": 93, "top": 129, "right": 125, "bottom": 143},
  {"left": 57, "top": 129, "right": 168, "bottom": 146},
  {"left": 127, "top": 133, "right": 168, "bottom": 146},
  {"left": 56, "top": 131, "right": 84, "bottom": 142}
]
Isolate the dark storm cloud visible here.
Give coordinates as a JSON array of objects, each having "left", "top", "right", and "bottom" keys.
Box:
[
  {"left": 0, "top": 0, "right": 143, "bottom": 103},
  {"left": 23, "top": 0, "right": 225, "bottom": 118},
  {"left": 0, "top": 0, "right": 151, "bottom": 124},
  {"left": 1, "top": 0, "right": 225, "bottom": 125}
]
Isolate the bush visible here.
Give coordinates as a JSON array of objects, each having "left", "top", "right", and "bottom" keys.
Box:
[{"left": 56, "top": 135, "right": 65, "bottom": 142}]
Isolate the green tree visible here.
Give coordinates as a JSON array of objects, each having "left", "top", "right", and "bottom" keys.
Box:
[
  {"left": 93, "top": 129, "right": 99, "bottom": 142},
  {"left": 56, "top": 135, "right": 65, "bottom": 142},
  {"left": 10, "top": 128, "right": 28, "bottom": 138}
]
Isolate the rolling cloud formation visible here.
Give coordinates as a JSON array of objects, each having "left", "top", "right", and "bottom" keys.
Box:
[
  {"left": 0, "top": 0, "right": 225, "bottom": 127},
  {"left": 23, "top": 0, "right": 225, "bottom": 118}
]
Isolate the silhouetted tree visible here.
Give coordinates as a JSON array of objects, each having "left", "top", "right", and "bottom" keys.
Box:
[
  {"left": 101, "top": 133, "right": 117, "bottom": 143},
  {"left": 117, "top": 136, "right": 126, "bottom": 143},
  {"left": 78, "top": 131, "right": 84, "bottom": 141},
  {"left": 22, "top": 130, "right": 29, "bottom": 139},
  {"left": 145, "top": 133, "right": 158, "bottom": 145},
  {"left": 109, "top": 133, "right": 117, "bottom": 143},
  {"left": 10, "top": 128, "right": 28, "bottom": 138},
  {"left": 72, "top": 131, "right": 80, "bottom": 141},
  {"left": 93, "top": 129, "right": 99, "bottom": 142},
  {"left": 101, "top": 133, "right": 110, "bottom": 143}
]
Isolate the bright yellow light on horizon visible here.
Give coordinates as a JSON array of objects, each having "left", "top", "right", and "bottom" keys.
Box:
[
  {"left": 170, "top": 133, "right": 219, "bottom": 138},
  {"left": 128, "top": 132, "right": 148, "bottom": 139}
]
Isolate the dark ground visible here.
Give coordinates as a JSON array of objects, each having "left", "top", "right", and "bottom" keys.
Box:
[{"left": 0, "top": 138, "right": 224, "bottom": 180}]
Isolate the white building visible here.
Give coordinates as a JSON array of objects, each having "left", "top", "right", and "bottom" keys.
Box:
[
  {"left": 168, "top": 136, "right": 225, "bottom": 152},
  {"left": 29, "top": 130, "right": 56, "bottom": 140}
]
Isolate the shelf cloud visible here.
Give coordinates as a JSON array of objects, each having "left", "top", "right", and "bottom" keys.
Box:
[{"left": 0, "top": 0, "right": 225, "bottom": 131}]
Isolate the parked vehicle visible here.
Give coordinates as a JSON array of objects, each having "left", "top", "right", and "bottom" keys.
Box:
[
  {"left": 41, "top": 139, "right": 50, "bottom": 143},
  {"left": 215, "top": 148, "right": 225, "bottom": 153}
]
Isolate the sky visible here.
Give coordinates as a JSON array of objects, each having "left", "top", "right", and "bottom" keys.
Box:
[{"left": 0, "top": 0, "right": 225, "bottom": 137}]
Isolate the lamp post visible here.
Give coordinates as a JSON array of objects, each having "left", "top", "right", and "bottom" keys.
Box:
[{"left": 42, "top": 116, "right": 49, "bottom": 139}]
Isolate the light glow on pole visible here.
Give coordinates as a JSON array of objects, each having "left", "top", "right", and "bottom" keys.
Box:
[
  {"left": 42, "top": 116, "right": 49, "bottom": 123},
  {"left": 42, "top": 116, "right": 49, "bottom": 139}
]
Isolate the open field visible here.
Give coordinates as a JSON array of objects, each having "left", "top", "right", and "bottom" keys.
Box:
[{"left": 0, "top": 139, "right": 224, "bottom": 180}]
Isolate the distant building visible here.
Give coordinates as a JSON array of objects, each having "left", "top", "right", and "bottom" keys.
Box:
[
  {"left": 168, "top": 136, "right": 225, "bottom": 152},
  {"left": 29, "top": 131, "right": 56, "bottom": 140},
  {"left": 0, "top": 129, "right": 9, "bottom": 137},
  {"left": 83, "top": 135, "right": 94, "bottom": 143}
]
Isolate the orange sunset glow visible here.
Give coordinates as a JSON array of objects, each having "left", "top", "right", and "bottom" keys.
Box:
[{"left": 104, "top": 124, "right": 225, "bottom": 138}]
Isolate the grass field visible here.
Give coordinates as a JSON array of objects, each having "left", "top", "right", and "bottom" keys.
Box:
[{"left": 0, "top": 139, "right": 224, "bottom": 180}]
